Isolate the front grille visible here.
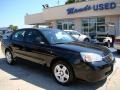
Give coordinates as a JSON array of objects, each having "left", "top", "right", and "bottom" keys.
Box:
[{"left": 103, "top": 53, "right": 114, "bottom": 63}]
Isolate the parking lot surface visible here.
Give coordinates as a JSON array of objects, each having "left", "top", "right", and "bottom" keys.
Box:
[{"left": 0, "top": 43, "right": 120, "bottom": 90}]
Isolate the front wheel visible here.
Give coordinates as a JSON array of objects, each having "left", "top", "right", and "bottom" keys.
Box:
[
  {"left": 52, "top": 61, "right": 74, "bottom": 85},
  {"left": 5, "top": 50, "right": 15, "bottom": 65},
  {"left": 84, "top": 38, "right": 90, "bottom": 42},
  {"left": 105, "top": 41, "right": 111, "bottom": 48}
]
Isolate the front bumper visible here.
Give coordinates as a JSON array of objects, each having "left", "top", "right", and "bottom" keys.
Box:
[{"left": 73, "top": 60, "right": 115, "bottom": 82}]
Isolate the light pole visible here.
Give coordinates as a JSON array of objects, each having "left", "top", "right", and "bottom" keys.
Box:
[{"left": 58, "top": 0, "right": 59, "bottom": 5}]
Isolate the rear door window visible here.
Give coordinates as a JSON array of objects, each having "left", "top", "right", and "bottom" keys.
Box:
[{"left": 12, "top": 30, "right": 25, "bottom": 41}]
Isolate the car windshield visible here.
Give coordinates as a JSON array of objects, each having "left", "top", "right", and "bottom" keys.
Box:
[{"left": 41, "top": 29, "right": 75, "bottom": 44}]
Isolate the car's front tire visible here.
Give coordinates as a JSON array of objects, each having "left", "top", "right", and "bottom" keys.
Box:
[
  {"left": 105, "top": 40, "right": 111, "bottom": 48},
  {"left": 52, "top": 61, "right": 74, "bottom": 85},
  {"left": 5, "top": 50, "right": 15, "bottom": 65},
  {"left": 84, "top": 38, "right": 90, "bottom": 42}
]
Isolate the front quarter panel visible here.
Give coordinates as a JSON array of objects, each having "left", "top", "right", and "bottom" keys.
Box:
[{"left": 51, "top": 46, "right": 82, "bottom": 64}]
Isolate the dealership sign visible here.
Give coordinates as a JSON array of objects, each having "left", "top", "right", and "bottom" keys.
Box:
[{"left": 67, "top": 2, "right": 116, "bottom": 15}]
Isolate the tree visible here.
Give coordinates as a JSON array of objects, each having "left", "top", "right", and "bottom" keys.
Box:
[
  {"left": 65, "top": 0, "right": 75, "bottom": 4},
  {"left": 33, "top": 24, "right": 39, "bottom": 28},
  {"left": 9, "top": 25, "right": 14, "bottom": 30},
  {"left": 13, "top": 26, "right": 18, "bottom": 31},
  {"left": 9, "top": 25, "right": 18, "bottom": 31}
]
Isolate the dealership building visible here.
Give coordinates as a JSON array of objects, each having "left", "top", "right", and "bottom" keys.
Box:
[{"left": 25, "top": 0, "right": 120, "bottom": 37}]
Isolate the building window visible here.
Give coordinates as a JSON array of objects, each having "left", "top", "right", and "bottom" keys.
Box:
[
  {"left": 81, "top": 17, "right": 105, "bottom": 35},
  {"left": 57, "top": 24, "right": 62, "bottom": 30},
  {"left": 57, "top": 20, "right": 75, "bottom": 30},
  {"left": 97, "top": 17, "right": 105, "bottom": 32},
  {"left": 57, "top": 21, "right": 62, "bottom": 30}
]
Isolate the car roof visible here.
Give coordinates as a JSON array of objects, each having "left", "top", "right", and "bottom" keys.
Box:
[
  {"left": 16, "top": 28, "right": 61, "bottom": 32},
  {"left": 64, "top": 30, "right": 79, "bottom": 32},
  {"left": 18, "top": 28, "right": 60, "bottom": 31},
  {"left": 64, "top": 30, "right": 80, "bottom": 33},
  {"left": 64, "top": 30, "right": 75, "bottom": 31}
]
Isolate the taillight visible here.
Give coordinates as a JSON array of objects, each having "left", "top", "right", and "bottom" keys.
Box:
[{"left": 114, "top": 39, "right": 120, "bottom": 43}]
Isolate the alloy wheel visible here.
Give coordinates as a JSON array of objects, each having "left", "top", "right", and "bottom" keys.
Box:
[
  {"left": 6, "top": 51, "right": 13, "bottom": 64},
  {"left": 54, "top": 64, "right": 70, "bottom": 83}
]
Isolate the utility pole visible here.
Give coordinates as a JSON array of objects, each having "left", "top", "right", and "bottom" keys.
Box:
[{"left": 58, "top": 0, "right": 59, "bottom": 5}]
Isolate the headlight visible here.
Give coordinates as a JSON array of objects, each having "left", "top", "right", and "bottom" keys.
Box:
[
  {"left": 109, "top": 53, "right": 115, "bottom": 60},
  {"left": 103, "top": 53, "right": 115, "bottom": 61},
  {"left": 80, "top": 52, "right": 103, "bottom": 62}
]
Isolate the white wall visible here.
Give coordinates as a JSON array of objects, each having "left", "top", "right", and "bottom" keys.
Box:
[
  {"left": 25, "top": 0, "right": 120, "bottom": 25},
  {"left": 43, "top": 0, "right": 120, "bottom": 21},
  {"left": 25, "top": 13, "right": 45, "bottom": 25}
]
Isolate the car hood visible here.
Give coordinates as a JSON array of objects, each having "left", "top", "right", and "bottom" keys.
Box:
[{"left": 53, "top": 41, "right": 110, "bottom": 56}]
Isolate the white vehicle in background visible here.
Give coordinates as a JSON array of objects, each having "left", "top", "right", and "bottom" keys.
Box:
[
  {"left": 96, "top": 36, "right": 113, "bottom": 47},
  {"left": 64, "top": 30, "right": 91, "bottom": 42},
  {"left": 114, "top": 36, "right": 120, "bottom": 53}
]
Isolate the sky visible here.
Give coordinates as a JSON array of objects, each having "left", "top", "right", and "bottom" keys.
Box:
[{"left": 0, "top": 0, "right": 67, "bottom": 28}]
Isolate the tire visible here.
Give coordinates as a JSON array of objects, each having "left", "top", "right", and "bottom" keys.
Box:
[
  {"left": 52, "top": 61, "right": 74, "bottom": 85},
  {"left": 105, "top": 41, "right": 111, "bottom": 48},
  {"left": 5, "top": 50, "right": 15, "bottom": 65},
  {"left": 84, "top": 38, "right": 90, "bottom": 42},
  {"left": 117, "top": 50, "right": 120, "bottom": 53}
]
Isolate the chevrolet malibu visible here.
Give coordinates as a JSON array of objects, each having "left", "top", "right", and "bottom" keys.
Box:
[{"left": 1, "top": 28, "right": 115, "bottom": 85}]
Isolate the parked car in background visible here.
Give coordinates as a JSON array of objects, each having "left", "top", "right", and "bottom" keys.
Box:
[
  {"left": 114, "top": 36, "right": 120, "bottom": 53},
  {"left": 0, "top": 29, "right": 13, "bottom": 39},
  {"left": 90, "top": 33, "right": 113, "bottom": 47},
  {"left": 1, "top": 28, "right": 115, "bottom": 85},
  {"left": 64, "top": 30, "right": 91, "bottom": 42},
  {"left": 2, "top": 30, "right": 13, "bottom": 39},
  {"left": 95, "top": 36, "right": 113, "bottom": 47}
]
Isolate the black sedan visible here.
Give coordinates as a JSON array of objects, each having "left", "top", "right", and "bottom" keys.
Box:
[{"left": 1, "top": 28, "right": 115, "bottom": 85}]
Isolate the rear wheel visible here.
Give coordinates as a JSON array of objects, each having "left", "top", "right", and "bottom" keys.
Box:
[
  {"left": 52, "top": 61, "right": 74, "bottom": 85},
  {"left": 5, "top": 50, "right": 15, "bottom": 65}
]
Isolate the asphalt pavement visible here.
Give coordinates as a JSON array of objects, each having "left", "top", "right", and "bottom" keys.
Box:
[{"left": 0, "top": 45, "right": 120, "bottom": 90}]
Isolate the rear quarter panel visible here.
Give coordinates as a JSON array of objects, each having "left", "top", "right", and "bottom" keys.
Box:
[{"left": 1, "top": 37, "right": 12, "bottom": 54}]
